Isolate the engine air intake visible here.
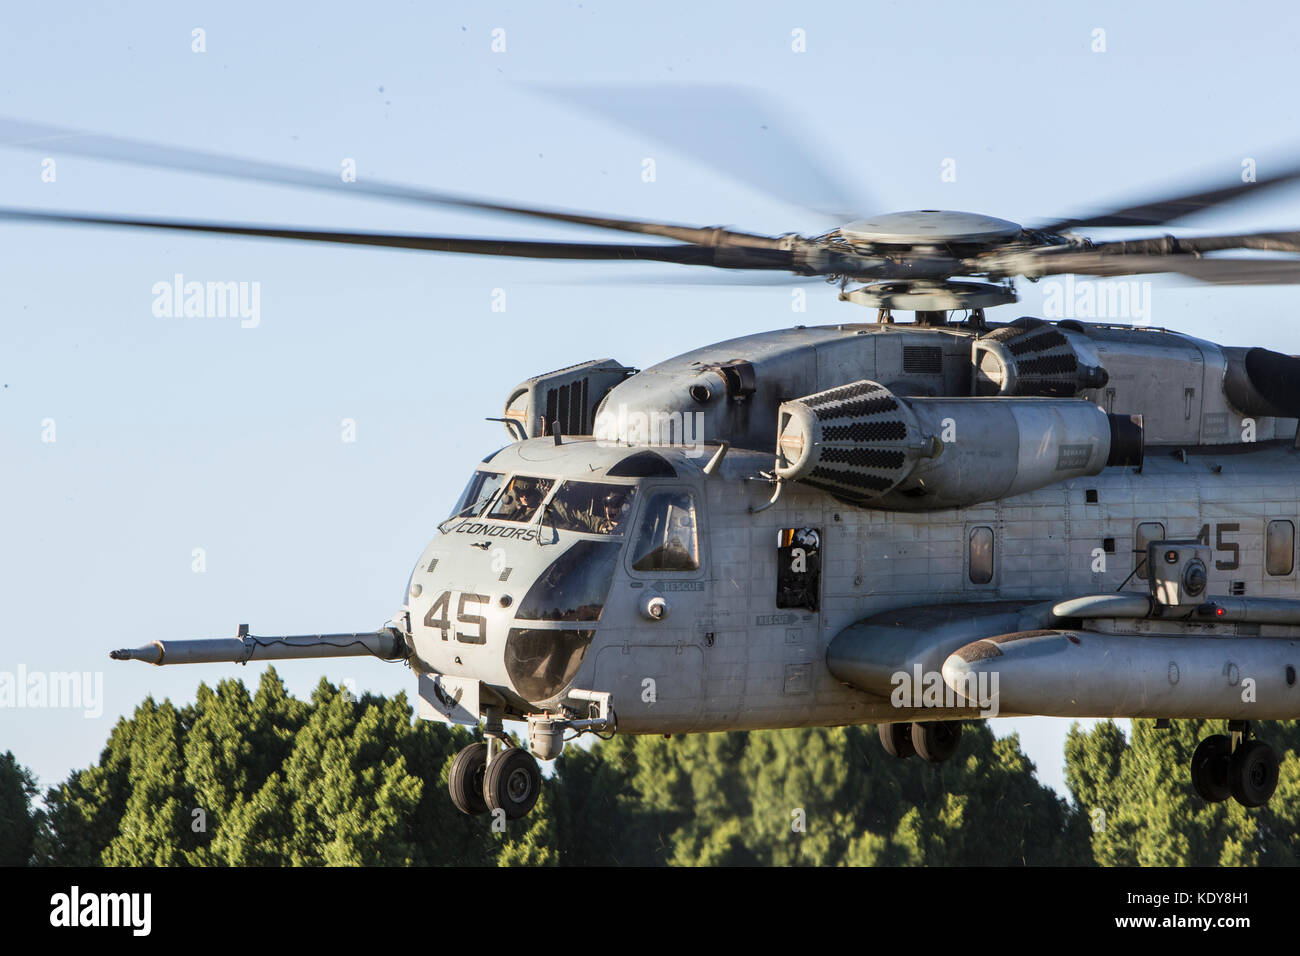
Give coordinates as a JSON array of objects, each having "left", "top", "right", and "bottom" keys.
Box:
[{"left": 776, "top": 380, "right": 1141, "bottom": 510}]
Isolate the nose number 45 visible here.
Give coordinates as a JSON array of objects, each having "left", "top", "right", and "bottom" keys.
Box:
[{"left": 424, "top": 590, "right": 488, "bottom": 644}]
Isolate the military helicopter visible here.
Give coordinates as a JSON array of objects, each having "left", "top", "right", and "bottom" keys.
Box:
[{"left": 7, "top": 112, "right": 1300, "bottom": 822}]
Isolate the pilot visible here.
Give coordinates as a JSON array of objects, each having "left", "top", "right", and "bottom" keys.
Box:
[
  {"left": 505, "top": 481, "right": 542, "bottom": 522},
  {"left": 591, "top": 491, "right": 628, "bottom": 533},
  {"left": 549, "top": 490, "right": 612, "bottom": 533}
]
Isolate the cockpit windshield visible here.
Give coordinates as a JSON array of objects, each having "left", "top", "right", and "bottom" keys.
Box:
[
  {"left": 548, "top": 481, "right": 636, "bottom": 535},
  {"left": 449, "top": 470, "right": 504, "bottom": 519},
  {"left": 488, "top": 475, "right": 556, "bottom": 523}
]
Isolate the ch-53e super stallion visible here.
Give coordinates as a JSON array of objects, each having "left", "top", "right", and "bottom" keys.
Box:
[{"left": 8, "top": 112, "right": 1300, "bottom": 823}]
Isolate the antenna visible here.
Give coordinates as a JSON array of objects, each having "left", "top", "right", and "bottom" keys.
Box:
[{"left": 702, "top": 441, "right": 729, "bottom": 476}]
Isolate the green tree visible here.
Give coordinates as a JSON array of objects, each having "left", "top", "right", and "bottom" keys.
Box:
[
  {"left": 0, "top": 751, "right": 42, "bottom": 866},
  {"left": 1065, "top": 718, "right": 1300, "bottom": 866},
  {"left": 498, "top": 789, "right": 558, "bottom": 866},
  {"left": 546, "top": 723, "right": 1088, "bottom": 866},
  {"left": 41, "top": 669, "right": 507, "bottom": 866},
  {"left": 40, "top": 671, "right": 1116, "bottom": 867}
]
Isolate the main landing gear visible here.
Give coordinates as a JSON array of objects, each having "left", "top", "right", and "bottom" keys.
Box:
[
  {"left": 448, "top": 708, "right": 542, "bottom": 820},
  {"left": 880, "top": 720, "right": 964, "bottom": 763},
  {"left": 1191, "top": 721, "right": 1280, "bottom": 808}
]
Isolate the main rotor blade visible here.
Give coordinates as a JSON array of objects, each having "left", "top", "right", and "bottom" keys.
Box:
[
  {"left": 539, "top": 84, "right": 870, "bottom": 220},
  {"left": 0, "top": 207, "right": 800, "bottom": 269},
  {"left": 1081, "top": 231, "right": 1300, "bottom": 256},
  {"left": 993, "top": 248, "right": 1300, "bottom": 285},
  {"left": 1038, "top": 161, "right": 1300, "bottom": 232},
  {"left": 540, "top": 271, "right": 832, "bottom": 287},
  {"left": 0, "top": 117, "right": 783, "bottom": 248}
]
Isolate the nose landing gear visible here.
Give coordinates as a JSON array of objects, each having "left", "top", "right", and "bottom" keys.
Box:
[
  {"left": 447, "top": 691, "right": 615, "bottom": 820},
  {"left": 484, "top": 747, "right": 542, "bottom": 819},
  {"left": 1190, "top": 721, "right": 1279, "bottom": 808},
  {"left": 447, "top": 708, "right": 542, "bottom": 820},
  {"left": 448, "top": 742, "right": 489, "bottom": 815}
]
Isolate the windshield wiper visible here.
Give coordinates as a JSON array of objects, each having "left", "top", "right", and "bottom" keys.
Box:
[
  {"left": 535, "top": 501, "right": 557, "bottom": 547},
  {"left": 438, "top": 500, "right": 487, "bottom": 535}
]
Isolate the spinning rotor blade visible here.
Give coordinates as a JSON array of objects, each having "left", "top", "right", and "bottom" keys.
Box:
[
  {"left": 540, "top": 270, "right": 832, "bottom": 287},
  {"left": 0, "top": 117, "right": 782, "bottom": 249},
  {"left": 1038, "top": 160, "right": 1300, "bottom": 231},
  {"left": 0, "top": 207, "right": 792, "bottom": 266},
  {"left": 0, "top": 207, "right": 922, "bottom": 279},
  {"left": 1080, "top": 230, "right": 1300, "bottom": 256},
  {"left": 1138, "top": 257, "right": 1300, "bottom": 285},
  {"left": 990, "top": 228, "right": 1300, "bottom": 285},
  {"left": 990, "top": 249, "right": 1300, "bottom": 285},
  {"left": 539, "top": 84, "right": 870, "bottom": 221},
  {"left": 1061, "top": 256, "right": 1300, "bottom": 286}
]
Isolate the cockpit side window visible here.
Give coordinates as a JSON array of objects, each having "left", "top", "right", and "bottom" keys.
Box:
[
  {"left": 488, "top": 475, "right": 555, "bottom": 523},
  {"left": 630, "top": 490, "right": 700, "bottom": 572},
  {"left": 549, "top": 481, "right": 636, "bottom": 535},
  {"left": 449, "top": 470, "right": 504, "bottom": 519}
]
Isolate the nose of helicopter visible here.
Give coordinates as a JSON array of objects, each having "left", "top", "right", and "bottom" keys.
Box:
[{"left": 406, "top": 524, "right": 620, "bottom": 710}]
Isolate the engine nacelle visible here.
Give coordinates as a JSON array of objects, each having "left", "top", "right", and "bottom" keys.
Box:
[
  {"left": 775, "top": 380, "right": 1142, "bottom": 509},
  {"left": 972, "top": 318, "right": 1109, "bottom": 397}
]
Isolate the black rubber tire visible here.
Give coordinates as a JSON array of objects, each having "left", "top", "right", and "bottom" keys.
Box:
[
  {"left": 448, "top": 743, "right": 489, "bottom": 815},
  {"left": 912, "top": 720, "right": 963, "bottom": 763},
  {"left": 879, "top": 722, "right": 916, "bottom": 759},
  {"left": 1190, "top": 734, "right": 1231, "bottom": 803},
  {"left": 1229, "top": 739, "right": 1279, "bottom": 808},
  {"left": 484, "top": 747, "right": 542, "bottom": 820}
]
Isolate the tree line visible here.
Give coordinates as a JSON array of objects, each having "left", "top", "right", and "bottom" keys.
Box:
[{"left": 3, "top": 669, "right": 1296, "bottom": 866}]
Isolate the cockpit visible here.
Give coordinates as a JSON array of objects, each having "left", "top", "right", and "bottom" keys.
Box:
[
  {"left": 446, "top": 470, "right": 643, "bottom": 538},
  {"left": 419, "top": 457, "right": 705, "bottom": 707}
]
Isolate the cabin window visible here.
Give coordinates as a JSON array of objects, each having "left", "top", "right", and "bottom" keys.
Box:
[
  {"left": 630, "top": 490, "right": 700, "bottom": 572},
  {"left": 776, "top": 528, "right": 821, "bottom": 611},
  {"left": 1266, "top": 520, "right": 1295, "bottom": 576},
  {"left": 969, "top": 526, "right": 994, "bottom": 585},
  {"left": 1134, "top": 522, "right": 1166, "bottom": 580}
]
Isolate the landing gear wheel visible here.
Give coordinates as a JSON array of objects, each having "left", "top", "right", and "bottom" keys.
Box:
[
  {"left": 912, "top": 720, "right": 963, "bottom": 763},
  {"left": 484, "top": 747, "right": 542, "bottom": 819},
  {"left": 1190, "top": 734, "right": 1231, "bottom": 803},
  {"left": 1229, "top": 739, "right": 1279, "bottom": 808},
  {"left": 879, "top": 722, "right": 916, "bottom": 759},
  {"left": 448, "top": 743, "right": 489, "bottom": 815}
]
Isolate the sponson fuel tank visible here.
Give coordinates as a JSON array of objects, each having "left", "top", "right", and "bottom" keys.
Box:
[
  {"left": 774, "top": 379, "right": 1143, "bottom": 510},
  {"left": 941, "top": 630, "right": 1300, "bottom": 720}
]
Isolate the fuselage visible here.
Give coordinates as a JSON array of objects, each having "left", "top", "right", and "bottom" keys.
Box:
[{"left": 404, "top": 434, "right": 1300, "bottom": 733}]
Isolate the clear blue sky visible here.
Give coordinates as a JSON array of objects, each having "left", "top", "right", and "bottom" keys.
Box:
[{"left": 4, "top": 0, "right": 1300, "bottom": 800}]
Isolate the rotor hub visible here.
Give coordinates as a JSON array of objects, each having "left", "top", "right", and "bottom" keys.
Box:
[
  {"left": 839, "top": 279, "right": 1017, "bottom": 311},
  {"left": 838, "top": 210, "right": 1023, "bottom": 248}
]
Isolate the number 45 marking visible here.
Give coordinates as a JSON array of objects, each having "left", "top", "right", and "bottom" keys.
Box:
[
  {"left": 424, "top": 590, "right": 488, "bottom": 644},
  {"left": 1197, "top": 523, "right": 1240, "bottom": 571}
]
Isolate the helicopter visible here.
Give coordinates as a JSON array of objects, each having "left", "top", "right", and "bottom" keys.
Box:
[{"left": 7, "top": 111, "right": 1300, "bottom": 823}]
